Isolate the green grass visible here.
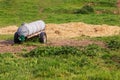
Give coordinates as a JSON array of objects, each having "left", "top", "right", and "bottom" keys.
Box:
[
  {"left": 0, "top": 35, "right": 120, "bottom": 80},
  {"left": 92, "top": 35, "right": 120, "bottom": 50},
  {"left": 0, "top": 0, "right": 120, "bottom": 79},
  {"left": 91, "top": 35, "right": 120, "bottom": 42},
  {"left": 76, "top": 35, "right": 120, "bottom": 50},
  {"left": 0, "top": 0, "right": 120, "bottom": 27},
  {"left": 0, "top": 34, "right": 13, "bottom": 40},
  {"left": 0, "top": 45, "right": 120, "bottom": 80}
]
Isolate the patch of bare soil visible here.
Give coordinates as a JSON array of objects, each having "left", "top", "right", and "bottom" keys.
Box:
[
  {"left": 0, "top": 22, "right": 120, "bottom": 53},
  {"left": 0, "top": 40, "right": 36, "bottom": 53},
  {"left": 0, "top": 39, "right": 106, "bottom": 53},
  {"left": 47, "top": 39, "right": 106, "bottom": 48}
]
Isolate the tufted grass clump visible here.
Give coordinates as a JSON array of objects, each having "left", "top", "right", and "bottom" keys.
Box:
[
  {"left": 25, "top": 46, "right": 81, "bottom": 57},
  {"left": 107, "top": 39, "right": 120, "bottom": 50},
  {"left": 74, "top": 5, "right": 94, "bottom": 14}
]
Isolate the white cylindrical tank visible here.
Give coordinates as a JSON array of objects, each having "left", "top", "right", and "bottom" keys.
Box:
[{"left": 17, "top": 20, "right": 45, "bottom": 37}]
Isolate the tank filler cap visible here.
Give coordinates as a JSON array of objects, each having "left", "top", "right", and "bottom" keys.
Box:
[{"left": 18, "top": 35, "right": 25, "bottom": 42}]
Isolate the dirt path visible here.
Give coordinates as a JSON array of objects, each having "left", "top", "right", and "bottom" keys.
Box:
[
  {"left": 0, "top": 40, "right": 36, "bottom": 53},
  {"left": 0, "top": 39, "right": 106, "bottom": 53},
  {"left": 47, "top": 39, "right": 106, "bottom": 47},
  {"left": 0, "top": 22, "right": 120, "bottom": 53}
]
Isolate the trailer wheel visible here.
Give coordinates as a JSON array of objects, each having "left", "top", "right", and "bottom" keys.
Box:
[
  {"left": 39, "top": 32, "right": 47, "bottom": 43},
  {"left": 14, "top": 32, "right": 20, "bottom": 43}
]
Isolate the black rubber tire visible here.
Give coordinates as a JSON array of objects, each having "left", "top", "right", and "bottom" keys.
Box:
[
  {"left": 39, "top": 32, "right": 47, "bottom": 43},
  {"left": 14, "top": 32, "right": 20, "bottom": 44}
]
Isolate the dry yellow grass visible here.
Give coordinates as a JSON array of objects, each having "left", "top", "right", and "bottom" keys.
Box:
[
  {"left": 46, "top": 22, "right": 120, "bottom": 39},
  {"left": 0, "top": 22, "right": 120, "bottom": 39},
  {"left": 0, "top": 26, "right": 18, "bottom": 34},
  {"left": 0, "top": 22, "right": 120, "bottom": 53}
]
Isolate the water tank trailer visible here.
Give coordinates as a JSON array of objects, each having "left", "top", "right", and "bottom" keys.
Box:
[{"left": 14, "top": 20, "right": 47, "bottom": 43}]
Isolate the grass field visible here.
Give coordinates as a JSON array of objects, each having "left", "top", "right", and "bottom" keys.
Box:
[
  {"left": 0, "top": 35, "right": 120, "bottom": 80},
  {"left": 0, "top": 43, "right": 120, "bottom": 80},
  {"left": 0, "top": 0, "right": 120, "bottom": 80},
  {"left": 0, "top": 0, "right": 120, "bottom": 27}
]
